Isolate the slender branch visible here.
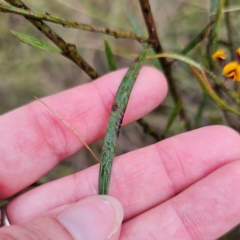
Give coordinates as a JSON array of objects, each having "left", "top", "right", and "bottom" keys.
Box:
[
  {"left": 4, "top": 0, "right": 99, "bottom": 79},
  {"left": 138, "top": 0, "right": 191, "bottom": 130},
  {"left": 217, "top": 39, "right": 232, "bottom": 47},
  {"left": 137, "top": 118, "right": 161, "bottom": 141},
  {"left": 0, "top": 3, "right": 148, "bottom": 43}
]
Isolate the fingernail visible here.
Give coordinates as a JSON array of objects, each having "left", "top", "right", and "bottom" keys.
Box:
[{"left": 57, "top": 195, "right": 123, "bottom": 240}]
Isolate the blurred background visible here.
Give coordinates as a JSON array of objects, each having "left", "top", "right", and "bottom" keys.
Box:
[{"left": 0, "top": 0, "right": 240, "bottom": 238}]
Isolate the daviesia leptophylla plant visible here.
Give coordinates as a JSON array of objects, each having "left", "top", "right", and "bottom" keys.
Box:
[{"left": 212, "top": 48, "right": 240, "bottom": 82}]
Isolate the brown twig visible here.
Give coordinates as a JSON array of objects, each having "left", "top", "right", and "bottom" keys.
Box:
[
  {"left": 0, "top": 3, "right": 148, "bottom": 43},
  {"left": 138, "top": 0, "right": 191, "bottom": 130},
  {"left": 217, "top": 39, "right": 232, "bottom": 47},
  {"left": 137, "top": 118, "right": 161, "bottom": 141},
  {"left": 4, "top": 0, "right": 99, "bottom": 79}
]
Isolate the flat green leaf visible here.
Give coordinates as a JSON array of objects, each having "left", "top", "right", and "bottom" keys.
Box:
[
  {"left": 104, "top": 40, "right": 117, "bottom": 71},
  {"left": 98, "top": 47, "right": 149, "bottom": 195},
  {"left": 11, "top": 31, "right": 61, "bottom": 54}
]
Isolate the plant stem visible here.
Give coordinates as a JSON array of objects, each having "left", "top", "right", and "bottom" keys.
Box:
[
  {"left": 137, "top": 118, "right": 161, "bottom": 141},
  {"left": 206, "top": 0, "right": 225, "bottom": 70},
  {"left": 4, "top": 0, "right": 99, "bottom": 79},
  {"left": 138, "top": 0, "right": 191, "bottom": 130},
  {"left": 0, "top": 3, "right": 148, "bottom": 43},
  {"left": 180, "top": 20, "right": 215, "bottom": 55},
  {"left": 224, "top": 0, "right": 234, "bottom": 59}
]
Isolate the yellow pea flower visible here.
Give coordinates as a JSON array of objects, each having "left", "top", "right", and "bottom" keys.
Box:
[
  {"left": 222, "top": 61, "right": 240, "bottom": 81},
  {"left": 212, "top": 49, "right": 226, "bottom": 62}
]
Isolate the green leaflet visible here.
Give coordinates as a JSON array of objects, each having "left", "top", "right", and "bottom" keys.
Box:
[
  {"left": 98, "top": 47, "right": 149, "bottom": 195},
  {"left": 11, "top": 31, "right": 61, "bottom": 54},
  {"left": 104, "top": 40, "right": 117, "bottom": 71}
]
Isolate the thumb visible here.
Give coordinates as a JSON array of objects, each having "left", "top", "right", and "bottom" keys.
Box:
[{"left": 0, "top": 195, "right": 123, "bottom": 240}]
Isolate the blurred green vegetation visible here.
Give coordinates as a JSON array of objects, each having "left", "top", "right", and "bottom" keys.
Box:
[{"left": 0, "top": 0, "right": 240, "bottom": 238}]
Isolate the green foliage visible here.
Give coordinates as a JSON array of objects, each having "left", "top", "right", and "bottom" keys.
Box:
[
  {"left": 11, "top": 31, "right": 62, "bottom": 54},
  {"left": 104, "top": 40, "right": 117, "bottom": 71},
  {"left": 98, "top": 47, "right": 149, "bottom": 194}
]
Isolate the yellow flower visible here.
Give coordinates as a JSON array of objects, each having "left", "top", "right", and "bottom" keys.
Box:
[
  {"left": 212, "top": 49, "right": 226, "bottom": 62},
  {"left": 222, "top": 61, "right": 240, "bottom": 81}
]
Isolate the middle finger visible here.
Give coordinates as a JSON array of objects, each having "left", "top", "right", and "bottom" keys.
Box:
[{"left": 8, "top": 126, "right": 240, "bottom": 224}]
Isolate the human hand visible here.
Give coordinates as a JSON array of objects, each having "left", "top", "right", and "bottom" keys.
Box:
[{"left": 0, "top": 67, "right": 239, "bottom": 240}]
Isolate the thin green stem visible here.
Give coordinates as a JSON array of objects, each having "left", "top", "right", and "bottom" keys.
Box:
[
  {"left": 206, "top": 0, "right": 225, "bottom": 69},
  {"left": 138, "top": 0, "right": 191, "bottom": 131},
  {"left": 4, "top": 0, "right": 99, "bottom": 79},
  {"left": 180, "top": 20, "right": 216, "bottom": 55},
  {"left": 0, "top": 3, "right": 148, "bottom": 43},
  {"left": 224, "top": 0, "right": 234, "bottom": 59},
  {"left": 169, "top": 20, "right": 215, "bottom": 67}
]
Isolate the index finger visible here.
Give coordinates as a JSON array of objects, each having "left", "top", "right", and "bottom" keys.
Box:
[{"left": 0, "top": 67, "right": 167, "bottom": 198}]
